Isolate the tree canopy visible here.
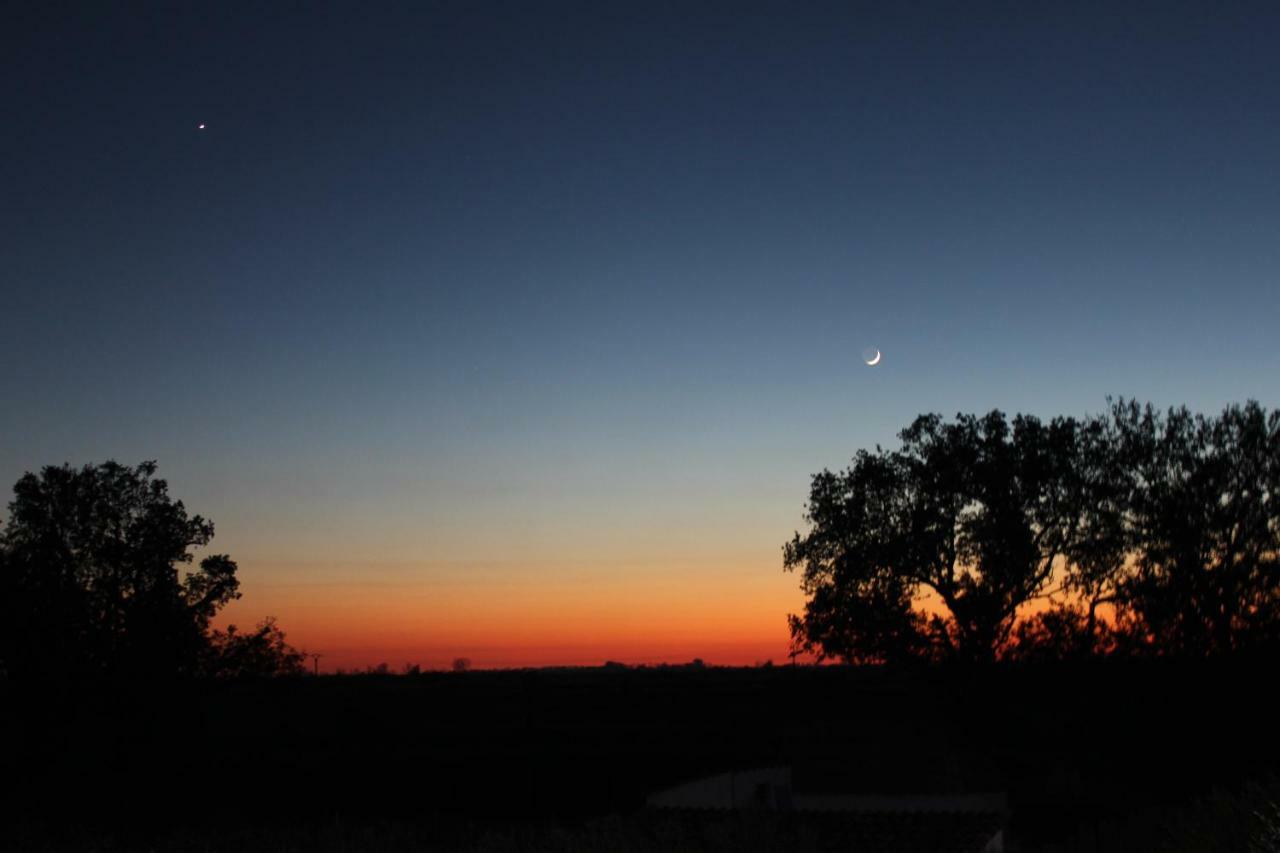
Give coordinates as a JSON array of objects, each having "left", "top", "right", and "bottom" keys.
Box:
[
  {"left": 0, "top": 460, "right": 304, "bottom": 679},
  {"left": 1107, "top": 400, "right": 1280, "bottom": 655},
  {"left": 785, "top": 400, "right": 1280, "bottom": 663}
]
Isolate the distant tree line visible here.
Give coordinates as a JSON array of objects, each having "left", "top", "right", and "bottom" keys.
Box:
[
  {"left": 0, "top": 461, "right": 305, "bottom": 679},
  {"left": 785, "top": 399, "right": 1280, "bottom": 664}
]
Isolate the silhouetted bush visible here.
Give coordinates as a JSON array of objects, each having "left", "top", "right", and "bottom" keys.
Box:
[
  {"left": 208, "top": 616, "right": 306, "bottom": 678},
  {"left": 1149, "top": 777, "right": 1280, "bottom": 852}
]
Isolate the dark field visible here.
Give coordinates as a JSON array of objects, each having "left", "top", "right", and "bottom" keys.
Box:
[{"left": 7, "top": 661, "right": 1277, "bottom": 851}]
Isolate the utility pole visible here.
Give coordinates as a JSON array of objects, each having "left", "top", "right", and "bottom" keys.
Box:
[{"left": 310, "top": 653, "right": 323, "bottom": 676}]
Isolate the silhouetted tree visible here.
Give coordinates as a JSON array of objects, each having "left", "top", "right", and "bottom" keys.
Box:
[
  {"left": 786, "top": 411, "right": 1100, "bottom": 663},
  {"left": 787, "top": 401, "right": 1280, "bottom": 663},
  {"left": 0, "top": 461, "right": 296, "bottom": 678},
  {"left": 452, "top": 657, "right": 471, "bottom": 672},
  {"left": 0, "top": 545, "right": 8, "bottom": 679},
  {"left": 1105, "top": 400, "right": 1280, "bottom": 656}
]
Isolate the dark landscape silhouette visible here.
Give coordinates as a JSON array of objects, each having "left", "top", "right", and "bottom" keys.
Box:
[
  {"left": 2, "top": 400, "right": 1278, "bottom": 851},
  {"left": 7, "top": 4, "right": 1280, "bottom": 849}
]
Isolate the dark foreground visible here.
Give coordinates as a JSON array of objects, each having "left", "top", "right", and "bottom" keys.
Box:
[{"left": 6, "top": 660, "right": 1278, "bottom": 852}]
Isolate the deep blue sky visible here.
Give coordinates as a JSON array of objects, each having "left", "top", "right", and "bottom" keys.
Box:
[{"left": 4, "top": 2, "right": 1279, "bottom": 665}]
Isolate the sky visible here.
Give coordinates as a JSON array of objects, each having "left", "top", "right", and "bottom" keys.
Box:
[{"left": 4, "top": 2, "right": 1279, "bottom": 670}]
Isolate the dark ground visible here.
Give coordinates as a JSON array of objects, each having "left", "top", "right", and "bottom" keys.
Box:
[{"left": 5, "top": 660, "right": 1277, "bottom": 851}]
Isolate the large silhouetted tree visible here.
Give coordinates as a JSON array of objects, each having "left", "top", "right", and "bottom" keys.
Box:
[
  {"left": 0, "top": 460, "right": 302, "bottom": 678},
  {"left": 786, "top": 401, "right": 1280, "bottom": 663},
  {"left": 786, "top": 411, "right": 1097, "bottom": 663}
]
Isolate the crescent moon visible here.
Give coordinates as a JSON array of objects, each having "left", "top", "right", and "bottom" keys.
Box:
[{"left": 865, "top": 350, "right": 882, "bottom": 366}]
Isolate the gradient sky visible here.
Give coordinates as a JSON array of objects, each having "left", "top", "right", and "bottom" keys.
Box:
[{"left": 4, "top": 2, "right": 1279, "bottom": 669}]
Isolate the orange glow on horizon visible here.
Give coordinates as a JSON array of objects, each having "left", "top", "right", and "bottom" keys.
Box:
[
  {"left": 215, "top": 555, "right": 808, "bottom": 672},
  {"left": 213, "top": 556, "right": 1108, "bottom": 672}
]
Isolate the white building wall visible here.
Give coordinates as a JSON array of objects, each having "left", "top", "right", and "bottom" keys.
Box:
[{"left": 646, "top": 767, "right": 793, "bottom": 810}]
